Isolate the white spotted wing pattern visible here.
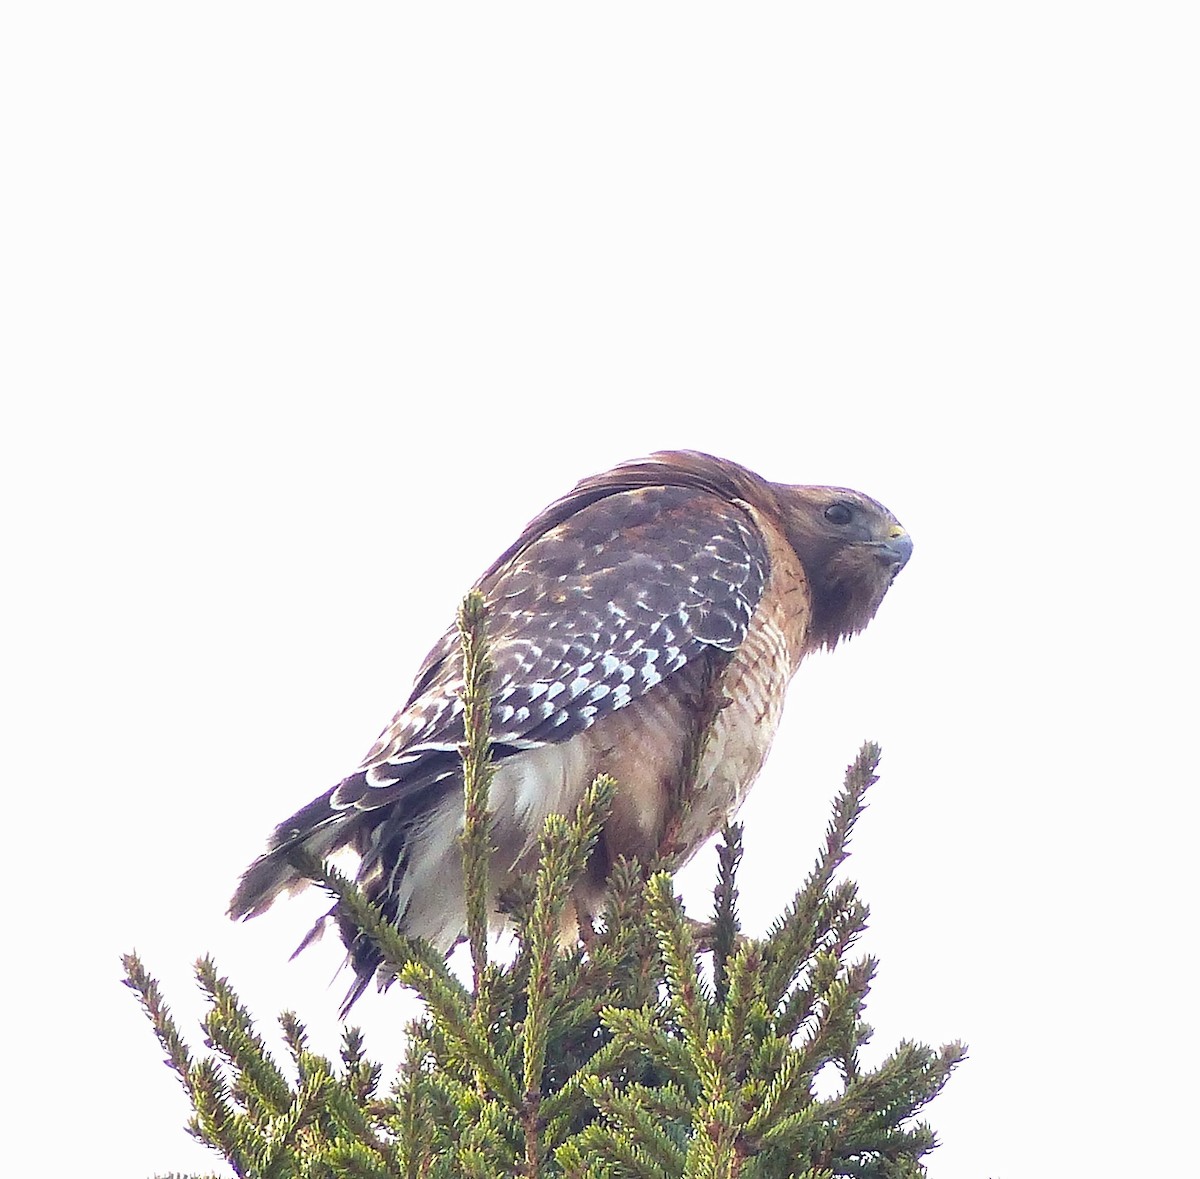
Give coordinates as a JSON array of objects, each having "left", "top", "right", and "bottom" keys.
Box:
[{"left": 331, "top": 484, "right": 769, "bottom": 813}]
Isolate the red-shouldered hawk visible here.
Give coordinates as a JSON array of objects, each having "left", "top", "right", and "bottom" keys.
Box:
[{"left": 231, "top": 451, "right": 911, "bottom": 1008}]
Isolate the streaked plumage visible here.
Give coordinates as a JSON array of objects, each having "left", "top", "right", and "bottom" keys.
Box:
[{"left": 230, "top": 451, "right": 912, "bottom": 1008}]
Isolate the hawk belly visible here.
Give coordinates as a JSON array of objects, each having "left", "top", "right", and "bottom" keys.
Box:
[{"left": 675, "top": 503, "right": 812, "bottom": 859}]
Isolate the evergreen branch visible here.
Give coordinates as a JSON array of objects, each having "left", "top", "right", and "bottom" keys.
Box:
[
  {"left": 538, "top": 1023, "right": 650, "bottom": 1125},
  {"left": 683, "top": 1098, "right": 744, "bottom": 1179},
  {"left": 571, "top": 1121, "right": 674, "bottom": 1179},
  {"left": 833, "top": 956, "right": 878, "bottom": 1083},
  {"left": 457, "top": 589, "right": 496, "bottom": 992},
  {"left": 321, "top": 1138, "right": 397, "bottom": 1179},
  {"left": 256, "top": 1066, "right": 334, "bottom": 1173},
  {"left": 718, "top": 941, "right": 764, "bottom": 1058},
  {"left": 561, "top": 857, "right": 657, "bottom": 1014},
  {"left": 599, "top": 1004, "right": 697, "bottom": 1090},
  {"left": 393, "top": 1027, "right": 434, "bottom": 1179},
  {"left": 189, "top": 1057, "right": 257, "bottom": 1176},
  {"left": 318, "top": 1058, "right": 392, "bottom": 1158},
  {"left": 603, "top": 1078, "right": 693, "bottom": 1124},
  {"left": 647, "top": 877, "right": 755, "bottom": 1176},
  {"left": 742, "top": 1050, "right": 808, "bottom": 1139},
  {"left": 278, "top": 1011, "right": 309, "bottom": 1078},
  {"left": 796, "top": 1040, "right": 965, "bottom": 1171},
  {"left": 555, "top": 1140, "right": 616, "bottom": 1179},
  {"left": 445, "top": 1075, "right": 526, "bottom": 1173},
  {"left": 400, "top": 960, "right": 522, "bottom": 1108},
  {"left": 123, "top": 953, "right": 261, "bottom": 1174},
  {"left": 775, "top": 883, "right": 869, "bottom": 1041},
  {"left": 121, "top": 952, "right": 196, "bottom": 1095},
  {"left": 646, "top": 874, "right": 710, "bottom": 1060},
  {"left": 582, "top": 1075, "right": 687, "bottom": 1175},
  {"left": 339, "top": 1025, "right": 383, "bottom": 1105},
  {"left": 520, "top": 776, "right": 617, "bottom": 1173},
  {"left": 457, "top": 1147, "right": 494, "bottom": 1179},
  {"left": 760, "top": 743, "right": 880, "bottom": 1008},
  {"left": 195, "top": 956, "right": 293, "bottom": 1120},
  {"left": 710, "top": 824, "right": 744, "bottom": 1006},
  {"left": 754, "top": 1100, "right": 829, "bottom": 1152},
  {"left": 838, "top": 1040, "right": 967, "bottom": 1132},
  {"left": 749, "top": 1028, "right": 788, "bottom": 1075},
  {"left": 779, "top": 953, "right": 872, "bottom": 1098},
  {"left": 287, "top": 849, "right": 460, "bottom": 1002},
  {"left": 524, "top": 778, "right": 617, "bottom": 1091}
]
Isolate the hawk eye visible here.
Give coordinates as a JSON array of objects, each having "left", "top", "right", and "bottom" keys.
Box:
[{"left": 824, "top": 503, "right": 853, "bottom": 526}]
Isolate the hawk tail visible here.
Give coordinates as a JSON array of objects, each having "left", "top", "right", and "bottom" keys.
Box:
[{"left": 227, "top": 789, "right": 348, "bottom": 921}]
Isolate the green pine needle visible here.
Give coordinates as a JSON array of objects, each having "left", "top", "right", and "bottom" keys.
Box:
[{"left": 458, "top": 589, "right": 497, "bottom": 991}]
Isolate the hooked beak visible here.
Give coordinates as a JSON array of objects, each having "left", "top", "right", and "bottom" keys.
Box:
[{"left": 874, "top": 527, "right": 913, "bottom": 573}]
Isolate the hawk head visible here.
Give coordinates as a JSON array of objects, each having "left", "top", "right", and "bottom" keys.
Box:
[{"left": 775, "top": 486, "right": 912, "bottom": 652}]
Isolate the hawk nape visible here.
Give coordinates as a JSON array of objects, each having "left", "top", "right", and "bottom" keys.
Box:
[{"left": 230, "top": 450, "right": 912, "bottom": 1009}]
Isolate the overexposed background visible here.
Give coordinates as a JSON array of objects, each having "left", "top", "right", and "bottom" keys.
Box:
[{"left": 2, "top": 4, "right": 1195, "bottom": 1176}]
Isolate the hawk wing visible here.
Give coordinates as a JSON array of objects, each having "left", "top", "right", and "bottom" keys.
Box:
[
  {"left": 332, "top": 483, "right": 770, "bottom": 811},
  {"left": 229, "top": 480, "right": 771, "bottom": 934}
]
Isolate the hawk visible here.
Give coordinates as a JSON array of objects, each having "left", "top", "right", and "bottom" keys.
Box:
[{"left": 230, "top": 451, "right": 912, "bottom": 1006}]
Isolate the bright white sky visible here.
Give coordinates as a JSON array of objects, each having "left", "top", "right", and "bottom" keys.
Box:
[{"left": 2, "top": 4, "right": 1196, "bottom": 1176}]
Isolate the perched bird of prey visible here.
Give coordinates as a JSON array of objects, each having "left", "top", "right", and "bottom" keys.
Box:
[{"left": 231, "top": 451, "right": 911, "bottom": 1007}]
